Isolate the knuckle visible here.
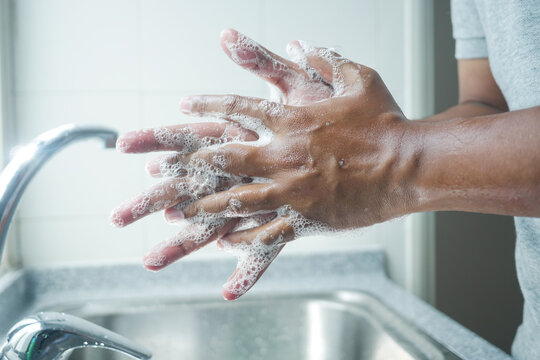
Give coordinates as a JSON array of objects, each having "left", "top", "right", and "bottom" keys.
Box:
[
  {"left": 211, "top": 150, "right": 228, "bottom": 170},
  {"left": 225, "top": 191, "right": 243, "bottom": 214},
  {"left": 258, "top": 100, "right": 284, "bottom": 121},
  {"left": 223, "top": 95, "right": 241, "bottom": 115},
  {"left": 185, "top": 202, "right": 201, "bottom": 217},
  {"left": 362, "top": 66, "right": 380, "bottom": 85},
  {"left": 261, "top": 185, "right": 278, "bottom": 207},
  {"left": 192, "top": 149, "right": 211, "bottom": 164},
  {"left": 223, "top": 144, "right": 250, "bottom": 171},
  {"left": 195, "top": 96, "right": 209, "bottom": 115},
  {"left": 244, "top": 145, "right": 257, "bottom": 164}
]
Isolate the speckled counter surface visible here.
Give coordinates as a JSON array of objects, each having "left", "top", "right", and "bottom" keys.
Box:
[{"left": 0, "top": 249, "right": 511, "bottom": 359}]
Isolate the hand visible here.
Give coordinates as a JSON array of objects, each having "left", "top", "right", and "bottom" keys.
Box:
[
  {"left": 111, "top": 30, "right": 342, "bottom": 299},
  {"left": 176, "top": 50, "right": 415, "bottom": 238},
  {"left": 137, "top": 36, "right": 414, "bottom": 300}
]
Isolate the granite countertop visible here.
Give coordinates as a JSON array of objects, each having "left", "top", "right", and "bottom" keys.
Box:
[{"left": 0, "top": 249, "right": 511, "bottom": 360}]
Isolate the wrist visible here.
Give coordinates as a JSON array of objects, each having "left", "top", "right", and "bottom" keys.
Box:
[
  {"left": 393, "top": 120, "right": 434, "bottom": 216},
  {"left": 400, "top": 119, "right": 465, "bottom": 215}
]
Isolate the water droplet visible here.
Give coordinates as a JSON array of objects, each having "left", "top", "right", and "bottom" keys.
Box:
[{"left": 338, "top": 159, "right": 345, "bottom": 167}]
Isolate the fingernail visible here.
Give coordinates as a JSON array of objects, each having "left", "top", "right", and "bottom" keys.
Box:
[
  {"left": 145, "top": 160, "right": 161, "bottom": 176},
  {"left": 220, "top": 28, "right": 237, "bottom": 42},
  {"left": 165, "top": 208, "right": 184, "bottom": 222},
  {"left": 179, "top": 98, "right": 193, "bottom": 114}
]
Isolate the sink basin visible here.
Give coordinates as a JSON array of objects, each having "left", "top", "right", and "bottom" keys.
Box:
[
  {"left": 0, "top": 251, "right": 509, "bottom": 359},
  {"left": 43, "top": 292, "right": 461, "bottom": 360}
]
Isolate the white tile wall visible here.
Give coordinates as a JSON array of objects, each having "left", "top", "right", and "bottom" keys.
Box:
[
  {"left": 9, "top": 0, "right": 411, "bottom": 283},
  {"left": 139, "top": 0, "right": 264, "bottom": 94},
  {"left": 14, "top": 0, "right": 139, "bottom": 92},
  {"left": 19, "top": 217, "right": 145, "bottom": 266},
  {"left": 264, "top": 0, "right": 378, "bottom": 65}
]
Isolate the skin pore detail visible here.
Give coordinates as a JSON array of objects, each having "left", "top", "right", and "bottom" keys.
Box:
[{"left": 111, "top": 29, "right": 540, "bottom": 300}]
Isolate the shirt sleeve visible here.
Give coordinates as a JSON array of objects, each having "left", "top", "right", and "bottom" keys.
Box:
[{"left": 451, "top": 0, "right": 488, "bottom": 59}]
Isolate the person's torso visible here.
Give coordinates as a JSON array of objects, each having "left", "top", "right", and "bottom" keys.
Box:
[
  {"left": 473, "top": 0, "right": 539, "bottom": 111},
  {"left": 471, "top": 2, "right": 540, "bottom": 359}
]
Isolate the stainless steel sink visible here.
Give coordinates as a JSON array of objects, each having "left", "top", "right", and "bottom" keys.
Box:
[
  {"left": 42, "top": 292, "right": 461, "bottom": 360},
  {"left": 0, "top": 252, "right": 509, "bottom": 359}
]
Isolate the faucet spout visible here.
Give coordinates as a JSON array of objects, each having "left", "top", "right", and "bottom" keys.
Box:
[
  {"left": 0, "top": 312, "right": 152, "bottom": 360},
  {"left": 0, "top": 124, "right": 118, "bottom": 263}
]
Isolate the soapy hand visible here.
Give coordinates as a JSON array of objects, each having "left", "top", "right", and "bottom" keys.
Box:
[{"left": 112, "top": 29, "right": 415, "bottom": 300}]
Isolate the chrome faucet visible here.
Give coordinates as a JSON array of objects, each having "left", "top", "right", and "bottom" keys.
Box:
[
  {"left": 0, "top": 125, "right": 152, "bottom": 359},
  {"left": 0, "top": 124, "right": 117, "bottom": 260},
  {"left": 0, "top": 312, "right": 152, "bottom": 360}
]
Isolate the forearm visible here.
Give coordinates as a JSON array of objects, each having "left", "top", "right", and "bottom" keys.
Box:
[
  {"left": 417, "top": 101, "right": 505, "bottom": 123},
  {"left": 405, "top": 106, "right": 540, "bottom": 217}
]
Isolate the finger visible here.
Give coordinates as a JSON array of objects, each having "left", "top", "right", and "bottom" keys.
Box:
[
  {"left": 219, "top": 216, "right": 294, "bottom": 247},
  {"left": 143, "top": 218, "right": 239, "bottom": 271},
  {"left": 147, "top": 142, "right": 270, "bottom": 179},
  {"left": 182, "top": 182, "right": 281, "bottom": 219},
  {"left": 228, "top": 212, "right": 277, "bottom": 233},
  {"left": 110, "top": 176, "right": 235, "bottom": 227},
  {"left": 293, "top": 43, "right": 362, "bottom": 95},
  {"left": 146, "top": 152, "right": 189, "bottom": 178},
  {"left": 116, "top": 123, "right": 257, "bottom": 154},
  {"left": 191, "top": 142, "right": 273, "bottom": 178},
  {"left": 220, "top": 28, "right": 305, "bottom": 94},
  {"left": 218, "top": 217, "right": 294, "bottom": 300},
  {"left": 180, "top": 94, "right": 292, "bottom": 133},
  {"left": 286, "top": 40, "right": 331, "bottom": 85},
  {"left": 289, "top": 41, "right": 333, "bottom": 83},
  {"left": 222, "top": 244, "right": 283, "bottom": 301},
  {"left": 164, "top": 208, "right": 274, "bottom": 230}
]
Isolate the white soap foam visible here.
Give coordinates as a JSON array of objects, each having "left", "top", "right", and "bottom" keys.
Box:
[
  {"left": 143, "top": 246, "right": 167, "bottom": 268},
  {"left": 225, "top": 113, "right": 274, "bottom": 147},
  {"left": 216, "top": 204, "right": 333, "bottom": 298},
  {"left": 225, "top": 33, "right": 286, "bottom": 78},
  {"left": 277, "top": 205, "right": 334, "bottom": 239},
  {"left": 287, "top": 40, "right": 328, "bottom": 85},
  {"left": 226, "top": 33, "right": 332, "bottom": 106},
  {"left": 153, "top": 125, "right": 241, "bottom": 155},
  {"left": 130, "top": 180, "right": 186, "bottom": 221},
  {"left": 221, "top": 234, "right": 283, "bottom": 297},
  {"left": 110, "top": 207, "right": 125, "bottom": 227}
]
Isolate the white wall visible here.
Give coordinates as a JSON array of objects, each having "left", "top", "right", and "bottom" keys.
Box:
[{"left": 5, "top": 0, "right": 427, "bottom": 289}]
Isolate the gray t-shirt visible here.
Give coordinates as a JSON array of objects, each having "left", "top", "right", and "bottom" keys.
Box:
[{"left": 451, "top": 1, "right": 540, "bottom": 359}]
